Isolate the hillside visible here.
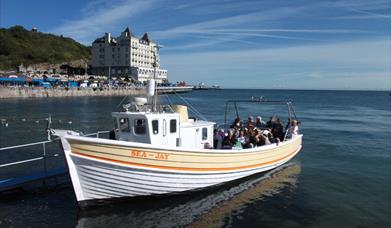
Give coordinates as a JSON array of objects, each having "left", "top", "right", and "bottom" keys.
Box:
[{"left": 0, "top": 25, "right": 91, "bottom": 70}]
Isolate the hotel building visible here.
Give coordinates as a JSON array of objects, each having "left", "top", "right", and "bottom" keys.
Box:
[{"left": 91, "top": 27, "right": 168, "bottom": 83}]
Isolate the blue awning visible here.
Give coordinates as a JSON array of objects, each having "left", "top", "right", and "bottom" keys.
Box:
[{"left": 0, "top": 77, "right": 26, "bottom": 82}]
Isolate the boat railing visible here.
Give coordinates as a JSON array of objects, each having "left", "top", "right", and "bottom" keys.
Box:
[
  {"left": 0, "top": 138, "right": 60, "bottom": 168},
  {"left": 83, "top": 130, "right": 110, "bottom": 138},
  {"left": 0, "top": 130, "right": 110, "bottom": 192}
]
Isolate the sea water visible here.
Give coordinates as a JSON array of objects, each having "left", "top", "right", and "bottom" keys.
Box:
[{"left": 0, "top": 90, "right": 390, "bottom": 227}]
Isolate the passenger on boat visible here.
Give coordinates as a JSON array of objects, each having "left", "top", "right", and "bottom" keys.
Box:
[
  {"left": 271, "top": 118, "right": 285, "bottom": 141},
  {"left": 256, "top": 130, "right": 266, "bottom": 147},
  {"left": 266, "top": 116, "right": 274, "bottom": 129},
  {"left": 237, "top": 130, "right": 246, "bottom": 145},
  {"left": 249, "top": 128, "right": 259, "bottom": 147},
  {"left": 255, "top": 116, "right": 266, "bottom": 128},
  {"left": 286, "top": 119, "right": 299, "bottom": 138},
  {"left": 264, "top": 130, "right": 280, "bottom": 145},
  {"left": 246, "top": 116, "right": 255, "bottom": 129},
  {"left": 263, "top": 130, "right": 272, "bottom": 145},
  {"left": 243, "top": 127, "right": 249, "bottom": 138},
  {"left": 214, "top": 129, "right": 225, "bottom": 149},
  {"left": 213, "top": 129, "right": 219, "bottom": 148},
  {"left": 222, "top": 130, "right": 237, "bottom": 149},
  {"left": 109, "top": 128, "right": 116, "bottom": 140},
  {"left": 230, "top": 117, "right": 242, "bottom": 130},
  {"left": 204, "top": 142, "right": 212, "bottom": 149}
]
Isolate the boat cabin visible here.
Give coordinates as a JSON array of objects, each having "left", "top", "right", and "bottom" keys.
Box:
[{"left": 112, "top": 103, "right": 214, "bottom": 149}]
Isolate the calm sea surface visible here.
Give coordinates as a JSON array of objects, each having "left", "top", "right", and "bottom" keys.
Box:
[{"left": 0, "top": 89, "right": 390, "bottom": 227}]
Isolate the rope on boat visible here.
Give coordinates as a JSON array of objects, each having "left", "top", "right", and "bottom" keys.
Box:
[
  {"left": 163, "top": 94, "right": 175, "bottom": 113},
  {"left": 113, "top": 95, "right": 129, "bottom": 111},
  {"left": 173, "top": 92, "right": 208, "bottom": 121}
]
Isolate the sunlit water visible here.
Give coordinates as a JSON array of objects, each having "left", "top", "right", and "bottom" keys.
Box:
[{"left": 1, "top": 90, "right": 390, "bottom": 227}]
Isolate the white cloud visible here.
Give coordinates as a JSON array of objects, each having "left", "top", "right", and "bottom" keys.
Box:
[
  {"left": 52, "top": 0, "right": 156, "bottom": 44},
  {"left": 161, "top": 38, "right": 391, "bottom": 90},
  {"left": 152, "top": 6, "right": 310, "bottom": 39}
]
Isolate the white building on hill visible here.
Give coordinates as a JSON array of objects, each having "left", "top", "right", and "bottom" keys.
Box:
[{"left": 91, "top": 27, "right": 168, "bottom": 83}]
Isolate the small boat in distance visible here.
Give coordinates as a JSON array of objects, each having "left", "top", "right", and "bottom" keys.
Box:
[{"left": 193, "top": 83, "right": 221, "bottom": 90}]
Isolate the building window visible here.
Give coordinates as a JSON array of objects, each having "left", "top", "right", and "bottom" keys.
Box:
[
  {"left": 202, "top": 127, "right": 208, "bottom": 141},
  {"left": 152, "top": 120, "right": 159, "bottom": 134},
  {"left": 119, "top": 118, "right": 130, "bottom": 132},
  {"left": 135, "top": 119, "right": 146, "bottom": 134},
  {"left": 170, "top": 119, "right": 177, "bottom": 133}
]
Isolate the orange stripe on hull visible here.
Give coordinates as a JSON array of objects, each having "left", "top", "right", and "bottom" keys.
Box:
[{"left": 71, "top": 148, "right": 300, "bottom": 172}]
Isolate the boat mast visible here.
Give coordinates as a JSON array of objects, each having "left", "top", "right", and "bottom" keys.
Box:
[{"left": 152, "top": 44, "right": 163, "bottom": 112}]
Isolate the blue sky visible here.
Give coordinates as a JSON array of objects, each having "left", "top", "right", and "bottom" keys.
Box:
[{"left": 1, "top": 0, "right": 390, "bottom": 90}]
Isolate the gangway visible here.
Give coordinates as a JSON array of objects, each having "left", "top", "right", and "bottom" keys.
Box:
[{"left": 0, "top": 131, "right": 109, "bottom": 193}]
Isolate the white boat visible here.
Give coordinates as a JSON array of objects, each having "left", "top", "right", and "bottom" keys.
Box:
[{"left": 53, "top": 81, "right": 302, "bottom": 204}]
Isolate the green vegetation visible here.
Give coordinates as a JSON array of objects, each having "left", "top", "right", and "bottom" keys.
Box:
[{"left": 0, "top": 25, "right": 91, "bottom": 70}]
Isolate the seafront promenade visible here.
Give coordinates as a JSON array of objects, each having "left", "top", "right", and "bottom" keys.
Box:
[{"left": 0, "top": 87, "right": 144, "bottom": 99}]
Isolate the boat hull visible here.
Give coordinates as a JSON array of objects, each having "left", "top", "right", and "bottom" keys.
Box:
[{"left": 61, "top": 135, "right": 302, "bottom": 202}]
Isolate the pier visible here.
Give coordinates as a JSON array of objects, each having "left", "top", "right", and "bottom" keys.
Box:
[{"left": 0, "top": 131, "right": 108, "bottom": 193}]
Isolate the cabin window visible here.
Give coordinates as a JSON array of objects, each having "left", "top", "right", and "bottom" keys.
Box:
[
  {"left": 170, "top": 119, "right": 177, "bottom": 133},
  {"left": 152, "top": 120, "right": 159, "bottom": 135},
  {"left": 202, "top": 127, "right": 208, "bottom": 141},
  {"left": 134, "top": 119, "right": 146, "bottom": 134},
  {"left": 119, "top": 118, "right": 130, "bottom": 132}
]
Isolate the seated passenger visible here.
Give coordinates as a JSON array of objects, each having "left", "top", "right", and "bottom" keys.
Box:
[
  {"left": 272, "top": 118, "right": 285, "bottom": 141},
  {"left": 255, "top": 116, "right": 266, "bottom": 128},
  {"left": 291, "top": 119, "right": 299, "bottom": 135},
  {"left": 214, "top": 129, "right": 224, "bottom": 149},
  {"left": 243, "top": 127, "right": 249, "bottom": 138},
  {"left": 246, "top": 116, "right": 255, "bottom": 129},
  {"left": 237, "top": 130, "right": 246, "bottom": 145},
  {"left": 264, "top": 130, "right": 280, "bottom": 144},
  {"left": 204, "top": 142, "right": 212, "bottom": 149},
  {"left": 249, "top": 128, "right": 260, "bottom": 146},
  {"left": 256, "top": 134, "right": 266, "bottom": 146},
  {"left": 230, "top": 117, "right": 242, "bottom": 130},
  {"left": 286, "top": 119, "right": 299, "bottom": 138},
  {"left": 109, "top": 128, "right": 116, "bottom": 140},
  {"left": 222, "top": 130, "right": 237, "bottom": 149},
  {"left": 233, "top": 140, "right": 243, "bottom": 149},
  {"left": 266, "top": 116, "right": 275, "bottom": 129},
  {"left": 263, "top": 130, "right": 271, "bottom": 145},
  {"left": 242, "top": 138, "right": 254, "bottom": 149},
  {"left": 213, "top": 129, "right": 219, "bottom": 148}
]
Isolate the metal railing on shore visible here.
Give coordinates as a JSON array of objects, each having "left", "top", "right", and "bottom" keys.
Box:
[{"left": 0, "top": 130, "right": 109, "bottom": 192}]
